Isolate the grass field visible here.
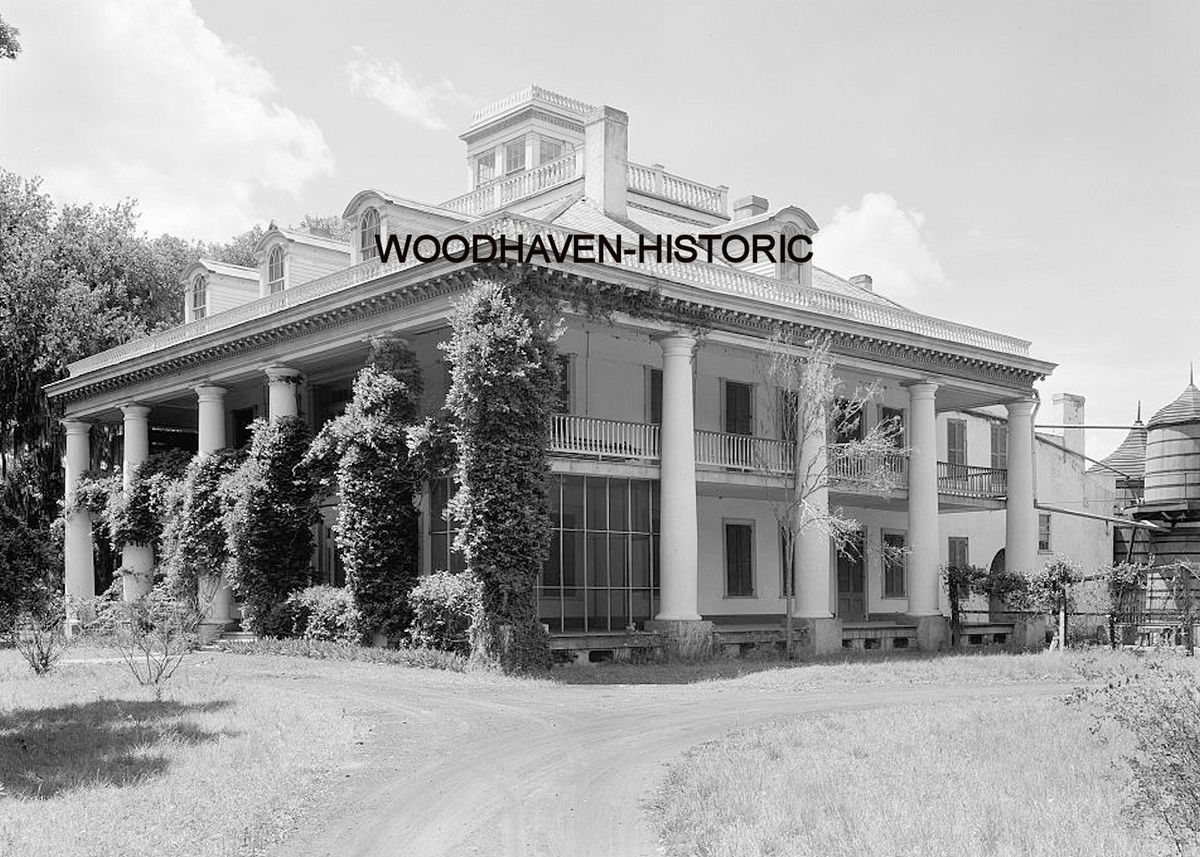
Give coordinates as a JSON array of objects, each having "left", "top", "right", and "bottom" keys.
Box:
[
  {"left": 0, "top": 647, "right": 364, "bottom": 857},
  {"left": 649, "top": 651, "right": 1162, "bottom": 857}
]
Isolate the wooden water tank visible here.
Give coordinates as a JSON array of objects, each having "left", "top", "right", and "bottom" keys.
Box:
[{"left": 1144, "top": 383, "right": 1200, "bottom": 505}]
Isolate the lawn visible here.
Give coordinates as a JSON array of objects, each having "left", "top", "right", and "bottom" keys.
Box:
[
  {"left": 0, "top": 647, "right": 365, "bottom": 857},
  {"left": 649, "top": 651, "right": 1158, "bottom": 857}
]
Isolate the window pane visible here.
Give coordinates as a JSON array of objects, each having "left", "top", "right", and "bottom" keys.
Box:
[
  {"left": 631, "top": 590, "right": 653, "bottom": 624},
  {"left": 562, "top": 476, "right": 584, "bottom": 530},
  {"left": 609, "top": 590, "right": 629, "bottom": 629},
  {"left": 631, "top": 481, "right": 651, "bottom": 533},
  {"left": 725, "top": 382, "right": 753, "bottom": 435},
  {"left": 725, "top": 523, "right": 753, "bottom": 596},
  {"left": 586, "top": 478, "right": 607, "bottom": 530},
  {"left": 430, "top": 534, "right": 448, "bottom": 573},
  {"left": 505, "top": 139, "right": 525, "bottom": 173},
  {"left": 609, "top": 534, "right": 629, "bottom": 586},
  {"left": 547, "top": 474, "right": 561, "bottom": 524},
  {"left": 587, "top": 533, "right": 608, "bottom": 587},
  {"left": 562, "top": 530, "right": 582, "bottom": 589},
  {"left": 648, "top": 369, "right": 663, "bottom": 424},
  {"left": 543, "top": 531, "right": 562, "bottom": 586},
  {"left": 630, "top": 534, "right": 651, "bottom": 586},
  {"left": 587, "top": 588, "right": 608, "bottom": 631},
  {"left": 609, "top": 479, "right": 629, "bottom": 531}
]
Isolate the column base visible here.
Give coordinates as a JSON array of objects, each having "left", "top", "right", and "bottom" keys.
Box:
[
  {"left": 197, "top": 620, "right": 232, "bottom": 645},
  {"left": 913, "top": 615, "right": 949, "bottom": 652},
  {"left": 789, "top": 617, "right": 843, "bottom": 657},
  {"left": 645, "top": 619, "right": 714, "bottom": 660}
]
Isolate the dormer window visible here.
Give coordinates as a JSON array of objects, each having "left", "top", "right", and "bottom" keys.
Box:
[
  {"left": 267, "top": 245, "right": 286, "bottom": 294},
  {"left": 360, "top": 207, "right": 381, "bottom": 261},
  {"left": 778, "top": 226, "right": 800, "bottom": 283},
  {"left": 191, "top": 274, "right": 207, "bottom": 321},
  {"left": 475, "top": 152, "right": 495, "bottom": 185},
  {"left": 504, "top": 138, "right": 526, "bottom": 174}
]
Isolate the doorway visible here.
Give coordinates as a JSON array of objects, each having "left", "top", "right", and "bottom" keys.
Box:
[{"left": 837, "top": 530, "right": 866, "bottom": 620}]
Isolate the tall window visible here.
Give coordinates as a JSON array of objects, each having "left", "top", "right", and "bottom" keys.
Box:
[
  {"left": 429, "top": 479, "right": 465, "bottom": 574},
  {"left": 990, "top": 423, "right": 1009, "bottom": 469},
  {"left": 360, "top": 207, "right": 381, "bottom": 261},
  {"left": 724, "top": 381, "right": 753, "bottom": 435},
  {"left": 190, "top": 275, "right": 207, "bottom": 320},
  {"left": 504, "top": 138, "right": 526, "bottom": 174},
  {"left": 882, "top": 531, "right": 907, "bottom": 598},
  {"left": 267, "top": 245, "right": 285, "bottom": 294},
  {"left": 539, "top": 137, "right": 563, "bottom": 164},
  {"left": 947, "top": 419, "right": 968, "bottom": 467},
  {"left": 647, "top": 368, "right": 663, "bottom": 424},
  {"left": 556, "top": 355, "right": 573, "bottom": 413},
  {"left": 475, "top": 151, "right": 496, "bottom": 185},
  {"left": 779, "top": 389, "right": 799, "bottom": 442},
  {"left": 539, "top": 475, "right": 660, "bottom": 632},
  {"left": 948, "top": 536, "right": 970, "bottom": 571},
  {"left": 1038, "top": 514, "right": 1052, "bottom": 552},
  {"left": 725, "top": 522, "right": 754, "bottom": 597}
]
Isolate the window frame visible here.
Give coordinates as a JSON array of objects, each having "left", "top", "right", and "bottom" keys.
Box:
[
  {"left": 360, "top": 207, "right": 381, "bottom": 261},
  {"left": 555, "top": 354, "right": 574, "bottom": 414},
  {"left": 881, "top": 529, "right": 907, "bottom": 599},
  {"left": 1038, "top": 513, "right": 1052, "bottom": 553},
  {"left": 190, "top": 274, "right": 207, "bottom": 321},
  {"left": 538, "top": 136, "right": 564, "bottom": 165},
  {"left": 266, "top": 245, "right": 286, "bottom": 294},
  {"left": 946, "top": 418, "right": 968, "bottom": 467},
  {"left": 722, "top": 379, "right": 754, "bottom": 436},
  {"left": 646, "top": 366, "right": 663, "bottom": 425},
  {"left": 990, "top": 422, "right": 1009, "bottom": 470},
  {"left": 504, "top": 137, "right": 526, "bottom": 175},
  {"left": 475, "top": 151, "right": 496, "bottom": 185},
  {"left": 723, "top": 519, "right": 756, "bottom": 598}
]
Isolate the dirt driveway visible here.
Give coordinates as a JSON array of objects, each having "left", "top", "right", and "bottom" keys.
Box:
[{"left": 270, "top": 666, "right": 1070, "bottom": 857}]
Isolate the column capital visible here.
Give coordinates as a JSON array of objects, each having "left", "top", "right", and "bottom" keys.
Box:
[
  {"left": 1005, "top": 397, "right": 1038, "bottom": 419},
  {"left": 120, "top": 403, "right": 151, "bottom": 420},
  {"left": 264, "top": 365, "right": 302, "bottom": 384},
  {"left": 61, "top": 418, "right": 92, "bottom": 435},
  {"left": 654, "top": 332, "right": 697, "bottom": 358},
  {"left": 903, "top": 380, "right": 939, "bottom": 399},
  {"left": 194, "top": 384, "right": 227, "bottom": 401}
]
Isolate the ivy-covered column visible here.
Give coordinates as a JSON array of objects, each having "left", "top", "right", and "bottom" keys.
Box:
[
  {"left": 653, "top": 333, "right": 701, "bottom": 622},
  {"left": 120, "top": 403, "right": 154, "bottom": 600},
  {"left": 195, "top": 384, "right": 232, "bottom": 635},
  {"left": 62, "top": 419, "right": 95, "bottom": 618}
]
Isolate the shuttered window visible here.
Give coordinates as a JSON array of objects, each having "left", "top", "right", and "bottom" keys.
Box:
[
  {"left": 724, "top": 381, "right": 753, "bottom": 435},
  {"left": 725, "top": 523, "right": 754, "bottom": 597},
  {"left": 947, "top": 419, "right": 968, "bottom": 466}
]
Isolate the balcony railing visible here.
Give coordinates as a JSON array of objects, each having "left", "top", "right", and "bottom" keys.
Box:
[
  {"left": 441, "top": 152, "right": 582, "bottom": 216},
  {"left": 626, "top": 162, "right": 729, "bottom": 217},
  {"left": 550, "top": 416, "right": 1007, "bottom": 501},
  {"left": 937, "top": 462, "right": 1008, "bottom": 499}
]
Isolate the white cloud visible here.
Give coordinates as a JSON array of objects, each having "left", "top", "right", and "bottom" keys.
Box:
[
  {"left": 345, "top": 47, "right": 468, "bottom": 131},
  {"left": 815, "top": 193, "right": 947, "bottom": 304},
  {"left": 2, "top": 0, "right": 333, "bottom": 240}
]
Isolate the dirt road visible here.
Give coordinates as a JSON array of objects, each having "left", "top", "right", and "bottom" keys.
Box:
[{"left": 271, "top": 669, "right": 1069, "bottom": 857}]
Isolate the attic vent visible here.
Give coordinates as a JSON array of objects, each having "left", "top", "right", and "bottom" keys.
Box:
[{"left": 849, "top": 274, "right": 873, "bottom": 292}]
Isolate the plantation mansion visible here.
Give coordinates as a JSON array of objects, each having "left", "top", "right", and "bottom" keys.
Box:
[{"left": 47, "top": 86, "right": 1107, "bottom": 653}]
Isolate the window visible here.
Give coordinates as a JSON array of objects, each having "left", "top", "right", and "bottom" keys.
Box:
[
  {"left": 556, "top": 355, "right": 573, "bottom": 413},
  {"left": 725, "top": 522, "right": 754, "bottom": 597},
  {"left": 190, "top": 275, "right": 207, "bottom": 320},
  {"left": 1038, "top": 514, "right": 1052, "bottom": 552},
  {"left": 882, "top": 531, "right": 907, "bottom": 598},
  {"left": 779, "top": 528, "right": 793, "bottom": 597},
  {"left": 779, "top": 389, "right": 799, "bottom": 442},
  {"left": 539, "top": 138, "right": 563, "bottom": 164},
  {"left": 778, "top": 226, "right": 800, "bottom": 282},
  {"left": 879, "top": 406, "right": 905, "bottom": 447},
  {"left": 429, "top": 479, "right": 466, "bottom": 575},
  {"left": 647, "top": 368, "right": 663, "bottom": 424},
  {"left": 475, "top": 151, "right": 496, "bottom": 185},
  {"left": 724, "top": 381, "right": 753, "bottom": 435},
  {"left": 360, "top": 207, "right": 381, "bottom": 261},
  {"left": 990, "top": 422, "right": 1008, "bottom": 470},
  {"left": 267, "top": 245, "right": 285, "bottom": 294},
  {"left": 831, "top": 397, "right": 865, "bottom": 444},
  {"left": 948, "top": 536, "right": 970, "bottom": 571},
  {"left": 539, "top": 475, "right": 660, "bottom": 632},
  {"left": 504, "top": 138, "right": 526, "bottom": 174},
  {"left": 947, "top": 419, "right": 968, "bottom": 467}
]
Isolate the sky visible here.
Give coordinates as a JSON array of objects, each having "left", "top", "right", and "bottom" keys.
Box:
[{"left": 1, "top": 0, "right": 1197, "bottom": 460}]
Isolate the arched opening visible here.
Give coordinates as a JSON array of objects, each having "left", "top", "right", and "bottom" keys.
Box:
[
  {"left": 191, "top": 274, "right": 207, "bottom": 320},
  {"left": 267, "top": 245, "right": 285, "bottom": 294},
  {"left": 360, "top": 207, "right": 381, "bottom": 261}
]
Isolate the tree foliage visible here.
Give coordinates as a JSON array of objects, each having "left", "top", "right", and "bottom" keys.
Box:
[
  {"left": 305, "top": 337, "right": 424, "bottom": 642},
  {"left": 223, "top": 417, "right": 318, "bottom": 634},
  {"left": 444, "top": 277, "right": 558, "bottom": 673},
  {"left": 0, "top": 500, "right": 59, "bottom": 628},
  {"left": 0, "top": 12, "right": 20, "bottom": 60}
]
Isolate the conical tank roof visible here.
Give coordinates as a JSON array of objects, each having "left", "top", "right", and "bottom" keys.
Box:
[
  {"left": 1148, "top": 381, "right": 1200, "bottom": 429},
  {"left": 1091, "top": 405, "right": 1147, "bottom": 478}
]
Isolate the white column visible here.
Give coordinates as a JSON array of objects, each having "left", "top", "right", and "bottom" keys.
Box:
[
  {"left": 906, "top": 382, "right": 940, "bottom": 616},
  {"left": 120, "top": 404, "right": 154, "bottom": 600},
  {"left": 1005, "top": 398, "right": 1038, "bottom": 575},
  {"left": 194, "top": 385, "right": 232, "bottom": 630},
  {"left": 793, "top": 401, "right": 831, "bottom": 617},
  {"left": 266, "top": 366, "right": 301, "bottom": 419},
  {"left": 62, "top": 420, "right": 95, "bottom": 617},
  {"left": 195, "top": 385, "right": 227, "bottom": 453},
  {"left": 654, "top": 334, "right": 700, "bottom": 621}
]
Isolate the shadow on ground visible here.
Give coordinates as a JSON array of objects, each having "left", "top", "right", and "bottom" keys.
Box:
[{"left": 0, "top": 698, "right": 233, "bottom": 798}]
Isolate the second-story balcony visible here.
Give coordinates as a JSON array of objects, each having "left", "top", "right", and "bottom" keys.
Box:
[{"left": 549, "top": 414, "right": 1007, "bottom": 502}]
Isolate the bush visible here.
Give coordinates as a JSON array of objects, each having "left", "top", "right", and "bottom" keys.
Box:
[
  {"left": 110, "top": 583, "right": 200, "bottom": 687},
  {"left": 263, "top": 585, "right": 360, "bottom": 643},
  {"left": 407, "top": 571, "right": 481, "bottom": 655},
  {"left": 0, "top": 501, "right": 59, "bottom": 628},
  {"left": 11, "top": 603, "right": 70, "bottom": 675},
  {"left": 213, "top": 636, "right": 466, "bottom": 671},
  {"left": 223, "top": 417, "right": 318, "bottom": 634}
]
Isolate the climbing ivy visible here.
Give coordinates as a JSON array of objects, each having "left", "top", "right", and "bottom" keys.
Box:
[
  {"left": 443, "top": 277, "right": 558, "bottom": 673},
  {"left": 305, "top": 337, "right": 424, "bottom": 643},
  {"left": 107, "top": 450, "right": 191, "bottom": 551}
]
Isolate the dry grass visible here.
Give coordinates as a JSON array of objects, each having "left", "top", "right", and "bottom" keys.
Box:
[
  {"left": 651, "top": 695, "right": 1138, "bottom": 857},
  {"left": 0, "top": 647, "right": 364, "bottom": 857}
]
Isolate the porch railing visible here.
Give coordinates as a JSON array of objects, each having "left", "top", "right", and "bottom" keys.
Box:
[
  {"left": 550, "top": 414, "right": 659, "bottom": 460},
  {"left": 694, "top": 430, "right": 793, "bottom": 474},
  {"left": 828, "top": 444, "right": 908, "bottom": 490},
  {"left": 937, "top": 462, "right": 1008, "bottom": 499}
]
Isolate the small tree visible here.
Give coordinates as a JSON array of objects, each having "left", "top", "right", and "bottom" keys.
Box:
[
  {"left": 758, "top": 333, "right": 906, "bottom": 654},
  {"left": 1029, "top": 555, "right": 1082, "bottom": 649},
  {"left": 305, "top": 337, "right": 424, "bottom": 643},
  {"left": 223, "top": 416, "right": 318, "bottom": 634},
  {"left": 443, "top": 278, "right": 558, "bottom": 673}
]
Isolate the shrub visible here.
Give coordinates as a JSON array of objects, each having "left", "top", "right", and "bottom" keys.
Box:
[
  {"left": 263, "top": 585, "right": 360, "bottom": 643},
  {"left": 110, "top": 583, "right": 200, "bottom": 687},
  {"left": 213, "top": 636, "right": 467, "bottom": 671},
  {"left": 223, "top": 417, "right": 318, "bottom": 634},
  {"left": 304, "top": 337, "right": 423, "bottom": 642},
  {"left": 11, "top": 601, "right": 70, "bottom": 675},
  {"left": 443, "top": 277, "right": 558, "bottom": 673},
  {"left": 0, "top": 501, "right": 59, "bottom": 628},
  {"left": 407, "top": 570, "right": 481, "bottom": 655}
]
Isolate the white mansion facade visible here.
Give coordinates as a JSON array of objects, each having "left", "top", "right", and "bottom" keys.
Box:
[{"left": 48, "top": 86, "right": 1101, "bottom": 652}]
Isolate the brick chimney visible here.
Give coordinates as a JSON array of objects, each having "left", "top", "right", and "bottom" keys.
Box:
[
  {"left": 733, "top": 195, "right": 769, "bottom": 220},
  {"left": 1052, "top": 393, "right": 1085, "bottom": 457},
  {"left": 584, "top": 106, "right": 628, "bottom": 219},
  {"left": 849, "top": 274, "right": 873, "bottom": 292}
]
